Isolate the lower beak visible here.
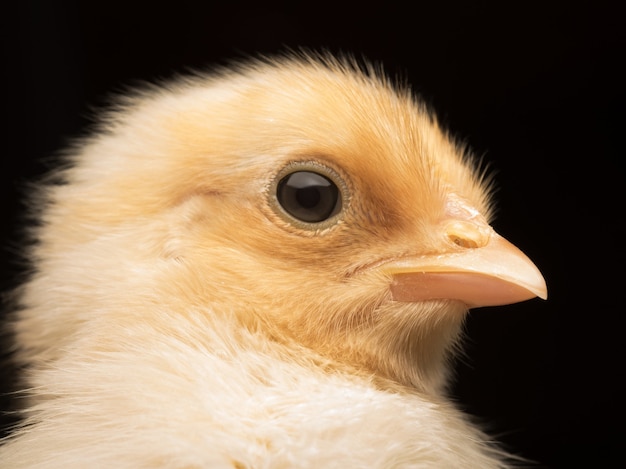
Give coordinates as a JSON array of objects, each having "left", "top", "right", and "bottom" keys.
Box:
[{"left": 382, "top": 231, "right": 547, "bottom": 308}]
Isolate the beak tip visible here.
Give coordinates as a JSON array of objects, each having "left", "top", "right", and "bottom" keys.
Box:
[
  {"left": 526, "top": 265, "right": 548, "bottom": 301},
  {"left": 536, "top": 284, "right": 548, "bottom": 301}
]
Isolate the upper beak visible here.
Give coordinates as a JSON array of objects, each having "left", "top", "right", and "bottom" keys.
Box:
[{"left": 382, "top": 200, "right": 547, "bottom": 308}]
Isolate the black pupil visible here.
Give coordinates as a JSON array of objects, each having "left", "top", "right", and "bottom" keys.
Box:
[{"left": 277, "top": 171, "right": 341, "bottom": 223}]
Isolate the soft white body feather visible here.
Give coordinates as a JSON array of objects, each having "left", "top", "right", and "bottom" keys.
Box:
[
  {"left": 1, "top": 319, "right": 507, "bottom": 468},
  {"left": 1, "top": 54, "right": 544, "bottom": 467}
]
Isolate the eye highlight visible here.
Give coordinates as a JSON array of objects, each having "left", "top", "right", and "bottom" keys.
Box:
[{"left": 270, "top": 161, "right": 347, "bottom": 230}]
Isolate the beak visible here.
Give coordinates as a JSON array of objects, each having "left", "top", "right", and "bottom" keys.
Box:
[{"left": 382, "top": 202, "right": 547, "bottom": 308}]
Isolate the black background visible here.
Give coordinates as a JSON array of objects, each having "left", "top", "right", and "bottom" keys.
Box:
[{"left": 1, "top": 1, "right": 624, "bottom": 467}]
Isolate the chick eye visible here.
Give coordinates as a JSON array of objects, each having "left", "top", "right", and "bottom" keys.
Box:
[{"left": 277, "top": 171, "right": 341, "bottom": 223}]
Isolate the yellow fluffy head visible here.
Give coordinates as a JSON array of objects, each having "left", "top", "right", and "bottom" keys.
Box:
[{"left": 15, "top": 53, "right": 496, "bottom": 394}]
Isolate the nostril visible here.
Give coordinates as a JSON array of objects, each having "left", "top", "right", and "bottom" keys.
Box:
[
  {"left": 449, "top": 235, "right": 479, "bottom": 249},
  {"left": 445, "top": 220, "right": 491, "bottom": 249}
]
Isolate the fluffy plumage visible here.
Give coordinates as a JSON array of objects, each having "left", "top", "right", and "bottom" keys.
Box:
[{"left": 0, "top": 53, "right": 546, "bottom": 468}]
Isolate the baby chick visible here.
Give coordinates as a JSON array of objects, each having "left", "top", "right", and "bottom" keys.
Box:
[{"left": 0, "top": 53, "right": 546, "bottom": 468}]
